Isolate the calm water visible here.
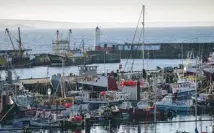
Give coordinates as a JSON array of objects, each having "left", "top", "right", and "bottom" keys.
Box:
[
  {"left": 0, "top": 59, "right": 195, "bottom": 79},
  {"left": 0, "top": 115, "right": 213, "bottom": 133}
]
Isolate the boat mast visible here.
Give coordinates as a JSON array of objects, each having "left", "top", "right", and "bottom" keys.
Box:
[
  {"left": 154, "top": 75, "right": 157, "bottom": 122},
  {"left": 181, "top": 42, "right": 184, "bottom": 77},
  {"left": 5, "top": 28, "right": 16, "bottom": 50},
  {"left": 104, "top": 50, "right": 106, "bottom": 76},
  {"left": 18, "top": 27, "right": 22, "bottom": 56},
  {"left": 55, "top": 30, "right": 59, "bottom": 55},
  {"left": 82, "top": 37, "right": 85, "bottom": 52},
  {"left": 142, "top": 5, "right": 145, "bottom": 77},
  {"left": 195, "top": 57, "right": 198, "bottom": 131},
  {"left": 68, "top": 29, "right": 72, "bottom": 50},
  {"left": 61, "top": 59, "right": 66, "bottom": 98},
  {"left": 130, "top": 5, "right": 144, "bottom": 79}
]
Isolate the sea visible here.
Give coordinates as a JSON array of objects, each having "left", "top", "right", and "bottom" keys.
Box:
[{"left": 0, "top": 27, "right": 214, "bottom": 132}]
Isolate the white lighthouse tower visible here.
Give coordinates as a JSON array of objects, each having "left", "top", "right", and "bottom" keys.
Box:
[{"left": 94, "top": 26, "right": 101, "bottom": 51}]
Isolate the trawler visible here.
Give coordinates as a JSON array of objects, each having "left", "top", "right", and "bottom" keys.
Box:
[{"left": 0, "top": 27, "right": 32, "bottom": 69}]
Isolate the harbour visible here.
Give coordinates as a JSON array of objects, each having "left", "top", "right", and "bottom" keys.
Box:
[
  {"left": 0, "top": 1, "right": 214, "bottom": 132},
  {"left": 0, "top": 56, "right": 214, "bottom": 133},
  {"left": 1, "top": 26, "right": 214, "bottom": 132}
]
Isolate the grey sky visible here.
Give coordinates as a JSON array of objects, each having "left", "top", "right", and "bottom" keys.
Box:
[{"left": 1, "top": 0, "right": 214, "bottom": 26}]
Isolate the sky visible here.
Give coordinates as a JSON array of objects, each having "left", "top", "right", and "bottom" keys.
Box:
[{"left": 1, "top": 0, "right": 214, "bottom": 27}]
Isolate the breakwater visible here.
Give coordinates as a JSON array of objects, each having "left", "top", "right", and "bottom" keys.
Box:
[
  {"left": 114, "top": 42, "right": 214, "bottom": 59},
  {"left": 0, "top": 42, "right": 213, "bottom": 69}
]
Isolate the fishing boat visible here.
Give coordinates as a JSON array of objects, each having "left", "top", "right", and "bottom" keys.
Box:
[
  {"left": 118, "top": 101, "right": 133, "bottom": 114},
  {"left": 62, "top": 103, "right": 90, "bottom": 117},
  {"left": 90, "top": 106, "right": 112, "bottom": 121},
  {"left": 13, "top": 91, "right": 34, "bottom": 108},
  {"left": 155, "top": 95, "right": 193, "bottom": 113},
  {"left": 30, "top": 105, "right": 82, "bottom": 128},
  {"left": 118, "top": 100, "right": 164, "bottom": 119},
  {"left": 1, "top": 27, "right": 32, "bottom": 69},
  {"left": 191, "top": 83, "right": 214, "bottom": 109},
  {"left": 81, "top": 91, "right": 128, "bottom": 110},
  {"left": 170, "top": 80, "right": 196, "bottom": 99},
  {"left": 133, "top": 99, "right": 155, "bottom": 117}
]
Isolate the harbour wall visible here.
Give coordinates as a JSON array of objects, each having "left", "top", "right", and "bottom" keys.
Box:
[{"left": 110, "top": 42, "right": 214, "bottom": 59}]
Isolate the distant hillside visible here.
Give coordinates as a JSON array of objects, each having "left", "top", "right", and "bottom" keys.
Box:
[
  {"left": 0, "top": 19, "right": 138, "bottom": 29},
  {"left": 0, "top": 22, "right": 34, "bottom": 29},
  {"left": 0, "top": 19, "right": 214, "bottom": 29}
]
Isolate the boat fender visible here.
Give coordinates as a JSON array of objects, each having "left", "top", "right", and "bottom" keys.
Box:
[{"left": 27, "top": 105, "right": 31, "bottom": 109}]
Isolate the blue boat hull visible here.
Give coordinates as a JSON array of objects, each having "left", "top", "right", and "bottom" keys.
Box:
[
  {"left": 173, "top": 90, "right": 195, "bottom": 100},
  {"left": 156, "top": 104, "right": 193, "bottom": 112}
]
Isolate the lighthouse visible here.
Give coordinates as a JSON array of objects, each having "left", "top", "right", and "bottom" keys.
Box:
[{"left": 94, "top": 26, "right": 100, "bottom": 51}]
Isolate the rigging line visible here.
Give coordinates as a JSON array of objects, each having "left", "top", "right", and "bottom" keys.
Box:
[
  {"left": 123, "top": 5, "right": 144, "bottom": 71},
  {"left": 7, "top": 31, "right": 17, "bottom": 49},
  {"left": 130, "top": 25, "right": 144, "bottom": 73},
  {"left": 129, "top": 5, "right": 144, "bottom": 75}
]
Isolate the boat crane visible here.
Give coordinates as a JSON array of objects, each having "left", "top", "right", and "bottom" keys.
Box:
[
  {"left": 5, "top": 28, "right": 16, "bottom": 50},
  {"left": 5, "top": 27, "right": 29, "bottom": 57}
]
